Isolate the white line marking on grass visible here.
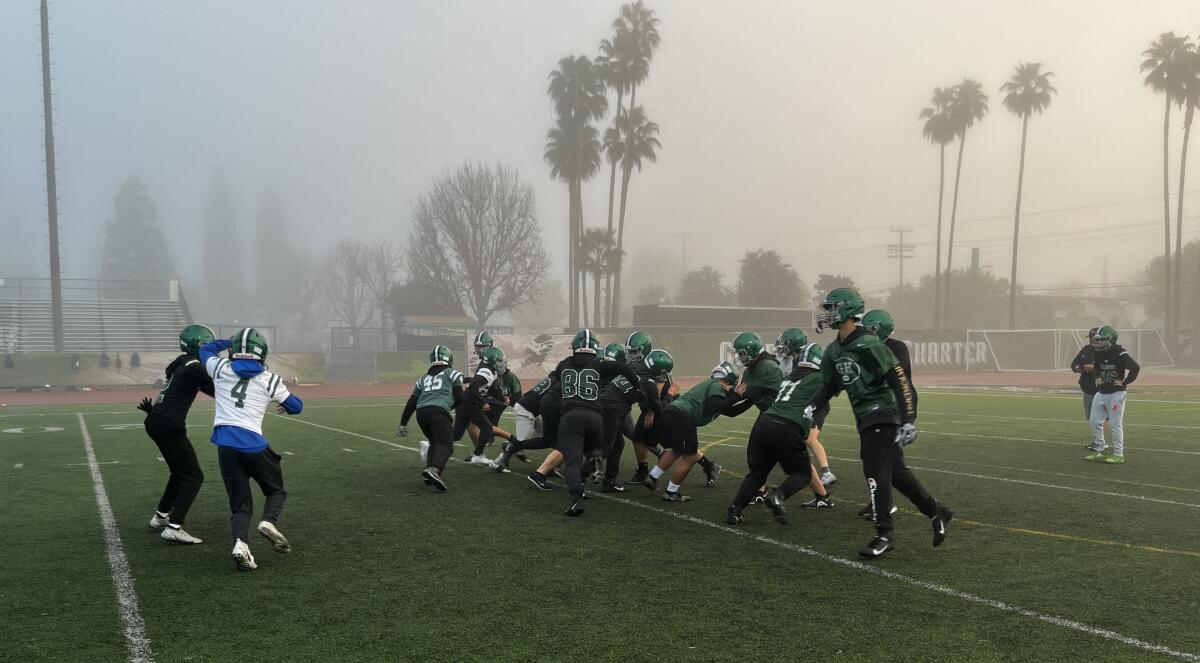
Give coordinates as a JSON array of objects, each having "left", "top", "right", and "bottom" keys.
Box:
[
  {"left": 156, "top": 457, "right": 164, "bottom": 462},
  {"left": 14, "top": 463, "right": 22, "bottom": 468},
  {"left": 342, "top": 448, "right": 357, "bottom": 453},
  {"left": 921, "top": 389, "right": 1200, "bottom": 406},
  {"left": 68, "top": 460, "right": 119, "bottom": 466},
  {"left": 919, "top": 410, "right": 1200, "bottom": 431},
  {"left": 77, "top": 415, "right": 154, "bottom": 663},
  {"left": 282, "top": 451, "right": 294, "bottom": 456},
  {"left": 285, "top": 415, "right": 1200, "bottom": 662}
]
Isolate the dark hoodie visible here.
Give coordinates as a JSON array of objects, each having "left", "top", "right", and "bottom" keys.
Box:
[{"left": 1093, "top": 344, "right": 1140, "bottom": 394}]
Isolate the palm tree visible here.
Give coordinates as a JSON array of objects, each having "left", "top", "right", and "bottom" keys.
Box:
[
  {"left": 919, "top": 86, "right": 956, "bottom": 330},
  {"left": 610, "top": 105, "right": 660, "bottom": 326},
  {"left": 942, "top": 78, "right": 989, "bottom": 326},
  {"left": 1142, "top": 32, "right": 1189, "bottom": 333},
  {"left": 609, "top": 1, "right": 660, "bottom": 325},
  {"left": 545, "top": 55, "right": 607, "bottom": 326},
  {"left": 579, "top": 227, "right": 623, "bottom": 326},
  {"left": 1000, "top": 63, "right": 1057, "bottom": 329},
  {"left": 1171, "top": 44, "right": 1200, "bottom": 334},
  {"left": 600, "top": 115, "right": 626, "bottom": 323}
]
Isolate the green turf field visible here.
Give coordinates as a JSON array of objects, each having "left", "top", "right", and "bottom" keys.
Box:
[{"left": 2, "top": 387, "right": 1199, "bottom": 662}]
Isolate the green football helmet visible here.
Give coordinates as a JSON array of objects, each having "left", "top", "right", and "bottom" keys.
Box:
[
  {"left": 795, "top": 342, "right": 824, "bottom": 370},
  {"left": 644, "top": 349, "right": 674, "bottom": 381},
  {"left": 1092, "top": 325, "right": 1117, "bottom": 351},
  {"left": 816, "top": 287, "right": 866, "bottom": 333},
  {"left": 429, "top": 344, "right": 454, "bottom": 367},
  {"left": 861, "top": 309, "right": 895, "bottom": 340},
  {"left": 179, "top": 324, "right": 215, "bottom": 355},
  {"left": 480, "top": 346, "right": 506, "bottom": 373},
  {"left": 732, "top": 331, "right": 764, "bottom": 367},
  {"left": 602, "top": 343, "right": 626, "bottom": 363},
  {"left": 711, "top": 360, "right": 739, "bottom": 384},
  {"left": 774, "top": 327, "right": 809, "bottom": 360},
  {"left": 473, "top": 331, "right": 494, "bottom": 357},
  {"left": 571, "top": 328, "right": 600, "bottom": 354},
  {"left": 230, "top": 328, "right": 268, "bottom": 361},
  {"left": 625, "top": 331, "right": 653, "bottom": 363}
]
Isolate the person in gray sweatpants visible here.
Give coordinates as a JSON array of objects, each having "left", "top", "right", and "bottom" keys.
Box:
[{"left": 1084, "top": 326, "right": 1140, "bottom": 464}]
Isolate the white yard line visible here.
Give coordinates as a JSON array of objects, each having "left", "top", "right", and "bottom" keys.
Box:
[
  {"left": 77, "top": 414, "right": 154, "bottom": 663},
  {"left": 13, "top": 463, "right": 22, "bottom": 469},
  {"left": 918, "top": 410, "right": 1200, "bottom": 431},
  {"left": 278, "top": 415, "right": 1200, "bottom": 661}
]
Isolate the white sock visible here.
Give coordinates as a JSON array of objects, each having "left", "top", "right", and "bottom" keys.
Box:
[
  {"left": 649, "top": 466, "right": 664, "bottom": 479},
  {"left": 667, "top": 481, "right": 681, "bottom": 493}
]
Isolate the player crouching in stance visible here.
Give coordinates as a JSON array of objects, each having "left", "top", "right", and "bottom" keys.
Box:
[
  {"left": 1085, "top": 325, "right": 1140, "bottom": 464},
  {"left": 201, "top": 329, "right": 302, "bottom": 571},
  {"left": 397, "top": 345, "right": 464, "bottom": 490},
  {"left": 455, "top": 347, "right": 518, "bottom": 464},
  {"left": 727, "top": 339, "right": 830, "bottom": 525},
  {"left": 142, "top": 324, "right": 216, "bottom": 544},
  {"left": 643, "top": 362, "right": 739, "bottom": 502},
  {"left": 594, "top": 345, "right": 671, "bottom": 492},
  {"left": 809, "top": 289, "right": 952, "bottom": 557}
]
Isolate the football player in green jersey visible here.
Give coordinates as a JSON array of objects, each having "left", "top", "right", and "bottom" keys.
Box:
[
  {"left": 641, "top": 362, "right": 741, "bottom": 502},
  {"left": 398, "top": 345, "right": 465, "bottom": 491},
  {"left": 810, "top": 288, "right": 953, "bottom": 557},
  {"left": 775, "top": 328, "right": 837, "bottom": 489},
  {"left": 623, "top": 331, "right": 670, "bottom": 484}
]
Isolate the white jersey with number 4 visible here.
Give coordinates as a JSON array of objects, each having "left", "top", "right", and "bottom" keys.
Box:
[{"left": 205, "top": 356, "right": 292, "bottom": 435}]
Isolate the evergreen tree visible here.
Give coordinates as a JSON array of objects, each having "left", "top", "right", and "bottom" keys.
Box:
[
  {"left": 99, "top": 176, "right": 174, "bottom": 283},
  {"left": 203, "top": 167, "right": 244, "bottom": 320}
]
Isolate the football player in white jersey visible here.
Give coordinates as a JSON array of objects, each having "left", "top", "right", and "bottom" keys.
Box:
[{"left": 201, "top": 328, "right": 303, "bottom": 571}]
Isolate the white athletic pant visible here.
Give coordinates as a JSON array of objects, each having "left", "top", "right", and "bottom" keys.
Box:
[
  {"left": 1089, "top": 391, "right": 1127, "bottom": 456},
  {"left": 513, "top": 403, "right": 541, "bottom": 441}
]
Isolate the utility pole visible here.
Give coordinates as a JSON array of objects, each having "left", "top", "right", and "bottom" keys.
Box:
[
  {"left": 887, "top": 225, "right": 914, "bottom": 289},
  {"left": 40, "top": 0, "right": 64, "bottom": 352}
]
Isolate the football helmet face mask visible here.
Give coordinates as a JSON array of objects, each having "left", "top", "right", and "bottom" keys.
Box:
[
  {"left": 774, "top": 328, "right": 809, "bottom": 361},
  {"left": 625, "top": 331, "right": 652, "bottom": 363},
  {"left": 644, "top": 349, "right": 674, "bottom": 381},
  {"left": 861, "top": 309, "right": 895, "bottom": 340},
  {"left": 480, "top": 346, "right": 506, "bottom": 373},
  {"left": 571, "top": 329, "right": 600, "bottom": 355},
  {"left": 473, "top": 331, "right": 494, "bottom": 358},
  {"left": 230, "top": 328, "right": 268, "bottom": 362},
  {"left": 179, "top": 324, "right": 215, "bottom": 355},
  {"left": 602, "top": 343, "right": 626, "bottom": 363},
  {"left": 732, "top": 331, "right": 764, "bottom": 367},
  {"left": 429, "top": 344, "right": 454, "bottom": 368},
  {"left": 711, "top": 360, "right": 739, "bottom": 385},
  {"left": 815, "top": 287, "right": 865, "bottom": 334},
  {"left": 1092, "top": 325, "right": 1117, "bottom": 351}
]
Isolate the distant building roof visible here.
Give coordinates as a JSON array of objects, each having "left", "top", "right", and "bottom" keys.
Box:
[{"left": 398, "top": 315, "right": 477, "bottom": 328}]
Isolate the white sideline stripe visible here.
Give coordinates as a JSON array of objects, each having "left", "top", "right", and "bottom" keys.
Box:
[
  {"left": 282, "top": 451, "right": 295, "bottom": 456},
  {"left": 77, "top": 414, "right": 154, "bottom": 663},
  {"left": 14, "top": 463, "right": 22, "bottom": 468},
  {"left": 919, "top": 410, "right": 1200, "bottom": 431},
  {"left": 921, "top": 390, "right": 1200, "bottom": 406},
  {"left": 280, "top": 416, "right": 1199, "bottom": 661},
  {"left": 342, "top": 448, "right": 356, "bottom": 453}
]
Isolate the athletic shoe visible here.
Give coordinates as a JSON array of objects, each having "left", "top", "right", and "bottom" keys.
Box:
[
  {"left": 600, "top": 481, "right": 625, "bottom": 493},
  {"left": 858, "top": 535, "right": 894, "bottom": 558},
  {"left": 931, "top": 506, "right": 954, "bottom": 548},
  {"left": 1084, "top": 450, "right": 1110, "bottom": 461},
  {"left": 418, "top": 440, "right": 430, "bottom": 461},
  {"left": 751, "top": 490, "right": 767, "bottom": 505},
  {"left": 565, "top": 496, "right": 585, "bottom": 517},
  {"left": 232, "top": 539, "right": 257, "bottom": 571},
  {"left": 626, "top": 468, "right": 649, "bottom": 484},
  {"left": 488, "top": 454, "right": 511, "bottom": 473},
  {"left": 515, "top": 452, "right": 530, "bottom": 463},
  {"left": 527, "top": 471, "right": 551, "bottom": 491},
  {"left": 661, "top": 490, "right": 691, "bottom": 503},
  {"left": 589, "top": 458, "right": 605, "bottom": 484},
  {"left": 641, "top": 475, "right": 658, "bottom": 491},
  {"left": 800, "top": 494, "right": 834, "bottom": 509},
  {"left": 820, "top": 471, "right": 837, "bottom": 487},
  {"left": 257, "top": 521, "right": 291, "bottom": 553},
  {"left": 703, "top": 462, "right": 722, "bottom": 487},
  {"left": 149, "top": 512, "right": 170, "bottom": 530},
  {"left": 469, "top": 454, "right": 491, "bottom": 466},
  {"left": 160, "top": 526, "right": 202, "bottom": 544},
  {"left": 423, "top": 467, "right": 447, "bottom": 492},
  {"left": 1103, "top": 455, "right": 1126, "bottom": 465},
  {"left": 726, "top": 505, "right": 745, "bottom": 525},
  {"left": 765, "top": 490, "right": 788, "bottom": 524}
]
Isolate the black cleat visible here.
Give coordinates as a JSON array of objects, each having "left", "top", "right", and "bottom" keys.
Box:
[
  {"left": 800, "top": 494, "right": 834, "bottom": 509},
  {"left": 857, "top": 504, "right": 875, "bottom": 520},
  {"left": 516, "top": 452, "right": 530, "bottom": 463},
  {"left": 626, "top": 469, "right": 649, "bottom": 485},
  {"left": 765, "top": 490, "right": 788, "bottom": 524},
  {"left": 858, "top": 535, "right": 894, "bottom": 558},
  {"left": 600, "top": 481, "right": 625, "bottom": 493},
  {"left": 703, "top": 462, "right": 722, "bottom": 487},
  {"left": 726, "top": 505, "right": 745, "bottom": 525},
  {"left": 642, "top": 475, "right": 659, "bottom": 491},
  {"left": 526, "top": 471, "right": 552, "bottom": 491},
  {"left": 422, "top": 467, "right": 447, "bottom": 492},
  {"left": 565, "top": 497, "right": 585, "bottom": 517},
  {"left": 661, "top": 490, "right": 691, "bottom": 503},
  {"left": 932, "top": 506, "right": 954, "bottom": 547},
  {"left": 751, "top": 490, "right": 767, "bottom": 505}
]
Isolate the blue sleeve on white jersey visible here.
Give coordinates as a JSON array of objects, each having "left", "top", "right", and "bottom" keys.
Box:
[
  {"left": 200, "top": 339, "right": 232, "bottom": 369},
  {"left": 280, "top": 394, "right": 303, "bottom": 415}
]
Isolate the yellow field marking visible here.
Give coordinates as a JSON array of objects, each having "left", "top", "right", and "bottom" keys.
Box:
[{"left": 700, "top": 436, "right": 734, "bottom": 454}]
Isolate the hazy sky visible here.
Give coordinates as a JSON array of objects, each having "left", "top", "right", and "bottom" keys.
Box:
[{"left": 3, "top": 1, "right": 1200, "bottom": 306}]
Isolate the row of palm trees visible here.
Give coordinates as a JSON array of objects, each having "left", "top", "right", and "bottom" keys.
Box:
[
  {"left": 544, "top": 1, "right": 661, "bottom": 328},
  {"left": 1142, "top": 32, "right": 1200, "bottom": 336}
]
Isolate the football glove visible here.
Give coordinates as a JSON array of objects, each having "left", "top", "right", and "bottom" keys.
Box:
[
  {"left": 137, "top": 397, "right": 153, "bottom": 414},
  {"left": 396, "top": 425, "right": 408, "bottom": 438},
  {"left": 895, "top": 423, "right": 917, "bottom": 446},
  {"left": 803, "top": 405, "right": 816, "bottom": 423}
]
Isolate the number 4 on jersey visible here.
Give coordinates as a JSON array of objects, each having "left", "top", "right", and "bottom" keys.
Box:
[{"left": 231, "top": 379, "right": 249, "bottom": 408}]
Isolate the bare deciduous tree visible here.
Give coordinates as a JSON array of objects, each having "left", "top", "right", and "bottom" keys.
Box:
[
  {"left": 364, "top": 239, "right": 404, "bottom": 349},
  {"left": 407, "top": 162, "right": 550, "bottom": 327},
  {"left": 324, "top": 239, "right": 373, "bottom": 334}
]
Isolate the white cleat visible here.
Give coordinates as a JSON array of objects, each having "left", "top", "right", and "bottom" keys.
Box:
[
  {"left": 257, "top": 521, "right": 291, "bottom": 553},
  {"left": 149, "top": 513, "right": 170, "bottom": 530},
  {"left": 418, "top": 440, "right": 430, "bottom": 461},
  {"left": 160, "top": 526, "right": 202, "bottom": 544},
  {"left": 820, "top": 471, "right": 838, "bottom": 487},
  {"left": 469, "top": 454, "right": 491, "bottom": 466},
  {"left": 232, "top": 539, "right": 257, "bottom": 571}
]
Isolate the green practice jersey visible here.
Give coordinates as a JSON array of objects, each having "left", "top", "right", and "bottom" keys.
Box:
[
  {"left": 764, "top": 369, "right": 825, "bottom": 434},
  {"left": 415, "top": 368, "right": 465, "bottom": 413},
  {"left": 669, "top": 378, "right": 728, "bottom": 428},
  {"left": 743, "top": 355, "right": 783, "bottom": 410},
  {"left": 498, "top": 370, "right": 522, "bottom": 401},
  {"left": 821, "top": 328, "right": 905, "bottom": 427}
]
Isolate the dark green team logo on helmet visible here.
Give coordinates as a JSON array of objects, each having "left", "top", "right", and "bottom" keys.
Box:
[
  {"left": 712, "top": 360, "right": 739, "bottom": 384},
  {"left": 774, "top": 328, "right": 809, "bottom": 361},
  {"left": 861, "top": 309, "right": 895, "bottom": 340},
  {"left": 732, "top": 331, "right": 764, "bottom": 367},
  {"left": 1092, "top": 325, "right": 1118, "bottom": 351},
  {"left": 833, "top": 356, "right": 861, "bottom": 385},
  {"left": 429, "top": 344, "right": 454, "bottom": 367},
  {"left": 480, "top": 346, "right": 506, "bottom": 373},
  {"left": 816, "top": 287, "right": 865, "bottom": 334},
  {"left": 230, "top": 328, "right": 268, "bottom": 361},
  {"left": 473, "top": 331, "right": 494, "bottom": 357},
  {"left": 644, "top": 349, "right": 674, "bottom": 380},
  {"left": 179, "top": 324, "right": 215, "bottom": 355},
  {"left": 602, "top": 343, "right": 626, "bottom": 363},
  {"left": 625, "top": 331, "right": 652, "bottom": 363},
  {"left": 571, "top": 329, "right": 600, "bottom": 354}
]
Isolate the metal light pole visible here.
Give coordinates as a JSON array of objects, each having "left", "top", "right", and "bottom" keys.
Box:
[{"left": 40, "top": 0, "right": 64, "bottom": 352}]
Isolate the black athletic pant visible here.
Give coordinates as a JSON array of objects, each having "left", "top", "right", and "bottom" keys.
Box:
[
  {"left": 859, "top": 423, "right": 938, "bottom": 536},
  {"left": 145, "top": 418, "right": 204, "bottom": 526},
  {"left": 557, "top": 409, "right": 603, "bottom": 499},
  {"left": 217, "top": 445, "right": 287, "bottom": 544},
  {"left": 600, "top": 414, "right": 627, "bottom": 484},
  {"left": 416, "top": 407, "right": 454, "bottom": 472},
  {"left": 732, "top": 415, "right": 812, "bottom": 510},
  {"left": 453, "top": 404, "right": 494, "bottom": 455}
]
